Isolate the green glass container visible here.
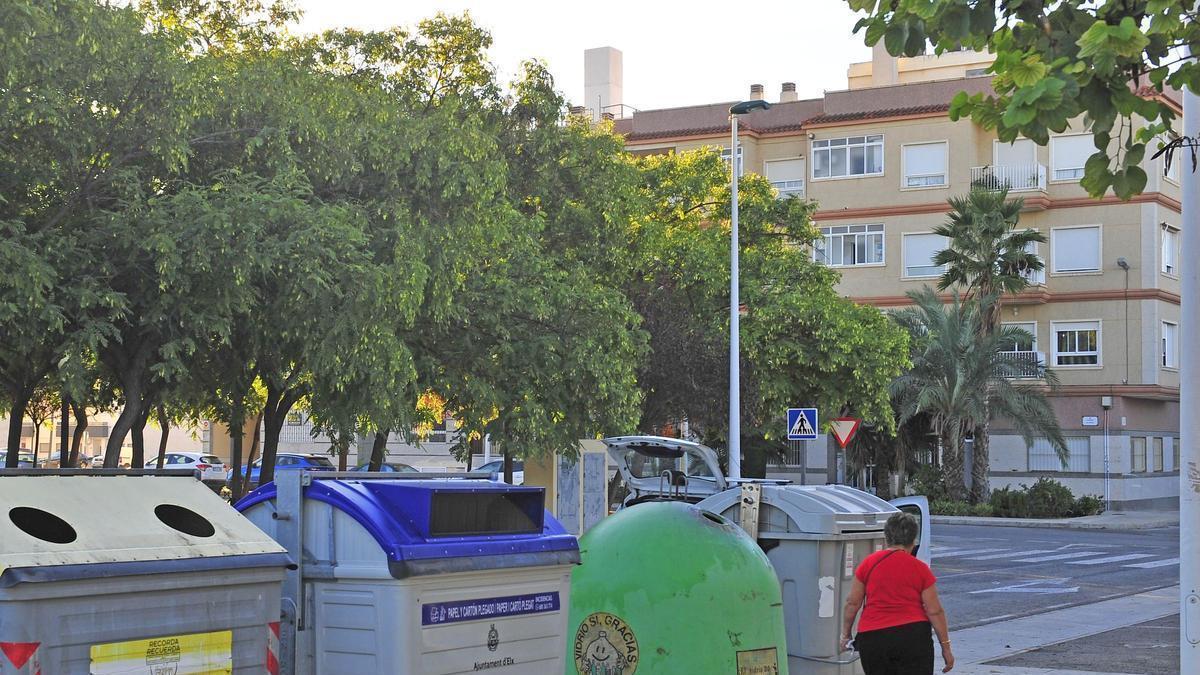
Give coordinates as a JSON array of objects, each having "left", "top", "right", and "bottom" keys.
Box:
[{"left": 565, "top": 501, "right": 789, "bottom": 675}]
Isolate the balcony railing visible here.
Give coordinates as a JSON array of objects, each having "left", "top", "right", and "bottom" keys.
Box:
[
  {"left": 971, "top": 163, "right": 1047, "bottom": 192},
  {"left": 999, "top": 350, "right": 1046, "bottom": 378}
]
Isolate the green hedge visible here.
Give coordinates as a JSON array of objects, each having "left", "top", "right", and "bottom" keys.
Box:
[{"left": 928, "top": 478, "right": 1104, "bottom": 519}]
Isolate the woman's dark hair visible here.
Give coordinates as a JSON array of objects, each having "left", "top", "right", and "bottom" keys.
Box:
[{"left": 884, "top": 512, "right": 919, "bottom": 547}]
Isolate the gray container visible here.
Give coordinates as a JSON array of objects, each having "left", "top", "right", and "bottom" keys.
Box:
[
  {"left": 698, "top": 484, "right": 911, "bottom": 675},
  {"left": 0, "top": 474, "right": 288, "bottom": 674}
]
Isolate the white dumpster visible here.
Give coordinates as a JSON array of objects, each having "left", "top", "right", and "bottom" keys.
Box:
[
  {"left": 237, "top": 472, "right": 579, "bottom": 675},
  {"left": 0, "top": 473, "right": 288, "bottom": 674}
]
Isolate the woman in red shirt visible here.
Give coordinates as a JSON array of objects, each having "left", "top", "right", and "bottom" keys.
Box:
[{"left": 840, "top": 512, "right": 954, "bottom": 674}]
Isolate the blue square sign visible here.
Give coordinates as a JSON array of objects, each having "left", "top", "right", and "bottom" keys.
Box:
[{"left": 786, "top": 408, "right": 819, "bottom": 441}]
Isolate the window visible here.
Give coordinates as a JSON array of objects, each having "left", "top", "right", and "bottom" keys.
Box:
[
  {"left": 1162, "top": 225, "right": 1179, "bottom": 275},
  {"left": 1159, "top": 135, "right": 1181, "bottom": 183},
  {"left": 1131, "top": 436, "right": 1147, "bottom": 473},
  {"left": 1172, "top": 437, "right": 1179, "bottom": 471},
  {"left": 1162, "top": 321, "right": 1178, "bottom": 368},
  {"left": 814, "top": 224, "right": 884, "bottom": 266},
  {"left": 1050, "top": 134, "right": 1093, "bottom": 181},
  {"left": 766, "top": 158, "right": 805, "bottom": 197},
  {"left": 902, "top": 142, "right": 948, "bottom": 188},
  {"left": 903, "top": 232, "right": 949, "bottom": 278},
  {"left": 1153, "top": 437, "right": 1164, "bottom": 472},
  {"left": 1051, "top": 226, "right": 1101, "bottom": 272},
  {"left": 1029, "top": 436, "right": 1089, "bottom": 472},
  {"left": 1052, "top": 321, "right": 1100, "bottom": 366},
  {"left": 1019, "top": 240, "right": 1045, "bottom": 284},
  {"left": 721, "top": 146, "right": 744, "bottom": 177},
  {"left": 1000, "top": 322, "right": 1037, "bottom": 352},
  {"left": 812, "top": 135, "right": 884, "bottom": 179}
]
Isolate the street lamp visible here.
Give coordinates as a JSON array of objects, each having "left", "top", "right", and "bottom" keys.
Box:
[{"left": 727, "top": 98, "right": 770, "bottom": 481}]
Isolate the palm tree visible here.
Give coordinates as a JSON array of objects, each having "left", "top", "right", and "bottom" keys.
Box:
[
  {"left": 892, "top": 288, "right": 1067, "bottom": 501},
  {"left": 933, "top": 188, "right": 1046, "bottom": 500}
]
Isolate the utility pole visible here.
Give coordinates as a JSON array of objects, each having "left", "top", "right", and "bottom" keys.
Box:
[{"left": 1180, "top": 67, "right": 1199, "bottom": 672}]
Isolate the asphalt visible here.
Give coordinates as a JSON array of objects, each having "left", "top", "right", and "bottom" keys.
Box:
[{"left": 931, "top": 510, "right": 1179, "bottom": 530}]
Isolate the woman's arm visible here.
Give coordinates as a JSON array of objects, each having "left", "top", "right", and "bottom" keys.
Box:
[
  {"left": 922, "top": 584, "right": 955, "bottom": 672},
  {"left": 840, "top": 578, "right": 866, "bottom": 649}
]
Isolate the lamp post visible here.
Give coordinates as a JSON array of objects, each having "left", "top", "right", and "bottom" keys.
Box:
[{"left": 727, "top": 98, "right": 770, "bottom": 481}]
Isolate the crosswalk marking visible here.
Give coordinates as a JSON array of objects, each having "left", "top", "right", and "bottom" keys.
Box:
[
  {"left": 963, "top": 549, "right": 1054, "bottom": 561},
  {"left": 1066, "top": 553, "right": 1157, "bottom": 566},
  {"left": 1123, "top": 557, "right": 1179, "bottom": 569},
  {"left": 932, "top": 548, "right": 1009, "bottom": 558},
  {"left": 1013, "top": 551, "right": 1105, "bottom": 563}
]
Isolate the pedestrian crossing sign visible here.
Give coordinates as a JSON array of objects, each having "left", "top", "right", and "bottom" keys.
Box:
[{"left": 786, "top": 408, "right": 819, "bottom": 441}]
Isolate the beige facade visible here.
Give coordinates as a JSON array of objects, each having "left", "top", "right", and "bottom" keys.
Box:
[{"left": 609, "top": 55, "right": 1182, "bottom": 508}]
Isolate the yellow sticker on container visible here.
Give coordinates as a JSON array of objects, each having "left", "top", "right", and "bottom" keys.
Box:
[
  {"left": 736, "top": 647, "right": 779, "bottom": 675},
  {"left": 89, "top": 629, "right": 233, "bottom": 675}
]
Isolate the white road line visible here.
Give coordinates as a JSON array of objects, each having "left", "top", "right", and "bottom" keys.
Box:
[
  {"left": 964, "top": 549, "right": 1054, "bottom": 561},
  {"left": 1122, "top": 557, "right": 1180, "bottom": 569},
  {"left": 931, "top": 548, "right": 1009, "bottom": 558},
  {"left": 1013, "top": 551, "right": 1106, "bottom": 563},
  {"left": 1066, "top": 553, "right": 1157, "bottom": 566}
]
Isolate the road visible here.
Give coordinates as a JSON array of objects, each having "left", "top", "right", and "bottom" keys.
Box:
[{"left": 932, "top": 524, "right": 1179, "bottom": 628}]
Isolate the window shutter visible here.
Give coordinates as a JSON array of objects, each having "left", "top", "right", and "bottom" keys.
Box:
[
  {"left": 903, "top": 143, "right": 945, "bottom": 176},
  {"left": 1052, "top": 135, "right": 1093, "bottom": 172},
  {"left": 1052, "top": 227, "right": 1100, "bottom": 271}
]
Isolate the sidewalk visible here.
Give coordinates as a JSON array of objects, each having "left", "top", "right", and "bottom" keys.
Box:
[
  {"left": 933, "top": 509, "right": 1178, "bottom": 530},
  {"left": 954, "top": 667, "right": 1145, "bottom": 675},
  {"left": 948, "top": 585, "right": 1178, "bottom": 673}
]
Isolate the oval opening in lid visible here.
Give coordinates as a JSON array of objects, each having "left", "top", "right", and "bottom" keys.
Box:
[
  {"left": 154, "top": 504, "right": 215, "bottom": 538},
  {"left": 9, "top": 506, "right": 77, "bottom": 544}
]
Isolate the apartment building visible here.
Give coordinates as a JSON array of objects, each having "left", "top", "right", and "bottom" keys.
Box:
[{"left": 593, "top": 46, "right": 1182, "bottom": 508}]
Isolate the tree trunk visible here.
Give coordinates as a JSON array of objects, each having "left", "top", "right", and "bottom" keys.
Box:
[
  {"left": 228, "top": 404, "right": 246, "bottom": 499},
  {"left": 970, "top": 416, "right": 992, "bottom": 504},
  {"left": 258, "top": 384, "right": 302, "bottom": 488},
  {"left": 876, "top": 471, "right": 894, "bottom": 500},
  {"left": 105, "top": 380, "right": 144, "bottom": 467},
  {"left": 69, "top": 402, "right": 88, "bottom": 467},
  {"left": 59, "top": 396, "right": 70, "bottom": 467},
  {"left": 503, "top": 449, "right": 513, "bottom": 485},
  {"left": 369, "top": 431, "right": 388, "bottom": 471},
  {"left": 130, "top": 400, "right": 153, "bottom": 468},
  {"left": 31, "top": 419, "right": 40, "bottom": 467},
  {"left": 237, "top": 414, "right": 262, "bottom": 500},
  {"left": 155, "top": 403, "right": 170, "bottom": 469},
  {"left": 337, "top": 438, "right": 348, "bottom": 471},
  {"left": 942, "top": 425, "right": 967, "bottom": 501},
  {"left": 5, "top": 387, "right": 32, "bottom": 468}
]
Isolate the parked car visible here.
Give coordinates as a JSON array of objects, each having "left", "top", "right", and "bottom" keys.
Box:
[
  {"left": 239, "top": 453, "right": 336, "bottom": 487},
  {"left": 145, "top": 452, "right": 229, "bottom": 490},
  {"left": 4, "top": 449, "right": 36, "bottom": 469},
  {"left": 470, "top": 459, "right": 524, "bottom": 485},
  {"left": 605, "top": 436, "right": 729, "bottom": 506},
  {"left": 349, "top": 462, "right": 419, "bottom": 473}
]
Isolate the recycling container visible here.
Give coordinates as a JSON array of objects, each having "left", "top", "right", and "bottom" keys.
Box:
[
  {"left": 237, "top": 471, "right": 579, "bottom": 675},
  {"left": 698, "top": 484, "right": 907, "bottom": 675},
  {"left": 0, "top": 473, "right": 289, "bottom": 675},
  {"left": 565, "top": 500, "right": 789, "bottom": 674}
]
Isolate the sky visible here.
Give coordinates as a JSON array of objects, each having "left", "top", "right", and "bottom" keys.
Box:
[{"left": 293, "top": 0, "right": 872, "bottom": 112}]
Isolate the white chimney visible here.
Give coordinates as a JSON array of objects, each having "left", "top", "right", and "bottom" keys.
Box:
[
  {"left": 584, "top": 47, "right": 623, "bottom": 120},
  {"left": 871, "top": 42, "right": 898, "bottom": 87},
  {"left": 750, "top": 83, "right": 765, "bottom": 100},
  {"left": 780, "top": 82, "right": 797, "bottom": 103}
]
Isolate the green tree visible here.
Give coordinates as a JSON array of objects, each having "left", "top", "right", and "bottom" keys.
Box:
[
  {"left": 933, "top": 187, "right": 1047, "bottom": 500},
  {"left": 844, "top": 0, "right": 1198, "bottom": 198},
  {"left": 892, "top": 288, "right": 1067, "bottom": 501}
]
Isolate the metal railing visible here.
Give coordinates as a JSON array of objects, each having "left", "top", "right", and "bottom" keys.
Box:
[
  {"left": 970, "top": 163, "right": 1047, "bottom": 192},
  {"left": 999, "top": 350, "right": 1046, "bottom": 378},
  {"left": 772, "top": 178, "right": 805, "bottom": 199}
]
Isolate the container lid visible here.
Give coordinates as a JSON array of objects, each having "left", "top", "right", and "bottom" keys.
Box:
[
  {"left": 0, "top": 476, "right": 288, "bottom": 586},
  {"left": 698, "top": 484, "right": 898, "bottom": 536},
  {"left": 237, "top": 479, "right": 579, "bottom": 577}
]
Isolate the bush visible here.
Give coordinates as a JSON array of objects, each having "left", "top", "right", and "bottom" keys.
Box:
[
  {"left": 931, "top": 499, "right": 973, "bottom": 516},
  {"left": 989, "top": 485, "right": 1030, "bottom": 518},
  {"left": 1073, "top": 494, "right": 1105, "bottom": 517},
  {"left": 908, "top": 465, "right": 949, "bottom": 502},
  {"left": 1025, "top": 477, "right": 1076, "bottom": 518}
]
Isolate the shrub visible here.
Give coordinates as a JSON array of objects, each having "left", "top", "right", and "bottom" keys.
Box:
[
  {"left": 1025, "top": 477, "right": 1076, "bottom": 518},
  {"left": 1073, "top": 494, "right": 1105, "bottom": 517},
  {"left": 908, "top": 465, "right": 949, "bottom": 502},
  {"left": 929, "top": 500, "right": 997, "bottom": 517},
  {"left": 970, "top": 503, "right": 994, "bottom": 517},
  {"left": 989, "top": 485, "right": 1030, "bottom": 518}
]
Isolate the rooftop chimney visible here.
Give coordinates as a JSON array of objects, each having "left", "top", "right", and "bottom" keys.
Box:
[
  {"left": 780, "top": 82, "right": 797, "bottom": 103},
  {"left": 584, "top": 47, "right": 623, "bottom": 121},
  {"left": 749, "top": 83, "right": 765, "bottom": 100},
  {"left": 871, "top": 43, "right": 899, "bottom": 87}
]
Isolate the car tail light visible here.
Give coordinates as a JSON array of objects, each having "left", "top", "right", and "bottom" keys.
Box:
[{"left": 196, "top": 464, "right": 211, "bottom": 470}]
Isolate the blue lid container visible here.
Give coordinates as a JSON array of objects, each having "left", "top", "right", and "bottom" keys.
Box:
[{"left": 237, "top": 479, "right": 579, "bottom": 578}]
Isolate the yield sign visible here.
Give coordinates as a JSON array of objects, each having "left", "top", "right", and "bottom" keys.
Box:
[
  {"left": 0, "top": 642, "right": 39, "bottom": 669},
  {"left": 829, "top": 418, "right": 861, "bottom": 448}
]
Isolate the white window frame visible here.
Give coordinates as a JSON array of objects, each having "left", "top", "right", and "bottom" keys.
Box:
[
  {"left": 1029, "top": 436, "right": 1090, "bottom": 472},
  {"left": 765, "top": 157, "right": 806, "bottom": 197},
  {"left": 1162, "top": 321, "right": 1179, "bottom": 370},
  {"left": 1050, "top": 225, "right": 1102, "bottom": 274},
  {"left": 1051, "top": 320, "right": 1102, "bottom": 368},
  {"left": 901, "top": 231, "right": 949, "bottom": 279},
  {"left": 1159, "top": 135, "right": 1180, "bottom": 185},
  {"left": 813, "top": 224, "right": 885, "bottom": 267},
  {"left": 1162, "top": 224, "right": 1179, "bottom": 277},
  {"left": 1000, "top": 321, "right": 1038, "bottom": 353},
  {"left": 1131, "top": 436, "right": 1147, "bottom": 473},
  {"left": 811, "top": 134, "right": 885, "bottom": 181},
  {"left": 721, "top": 146, "right": 744, "bottom": 177},
  {"left": 901, "top": 141, "right": 949, "bottom": 190},
  {"left": 1049, "top": 133, "right": 1093, "bottom": 182}
]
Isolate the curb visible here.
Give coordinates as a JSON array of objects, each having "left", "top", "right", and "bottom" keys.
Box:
[{"left": 931, "top": 514, "right": 1179, "bottom": 530}]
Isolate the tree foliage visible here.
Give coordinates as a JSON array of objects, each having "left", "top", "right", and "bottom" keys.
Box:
[{"left": 846, "top": 0, "right": 1195, "bottom": 198}]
